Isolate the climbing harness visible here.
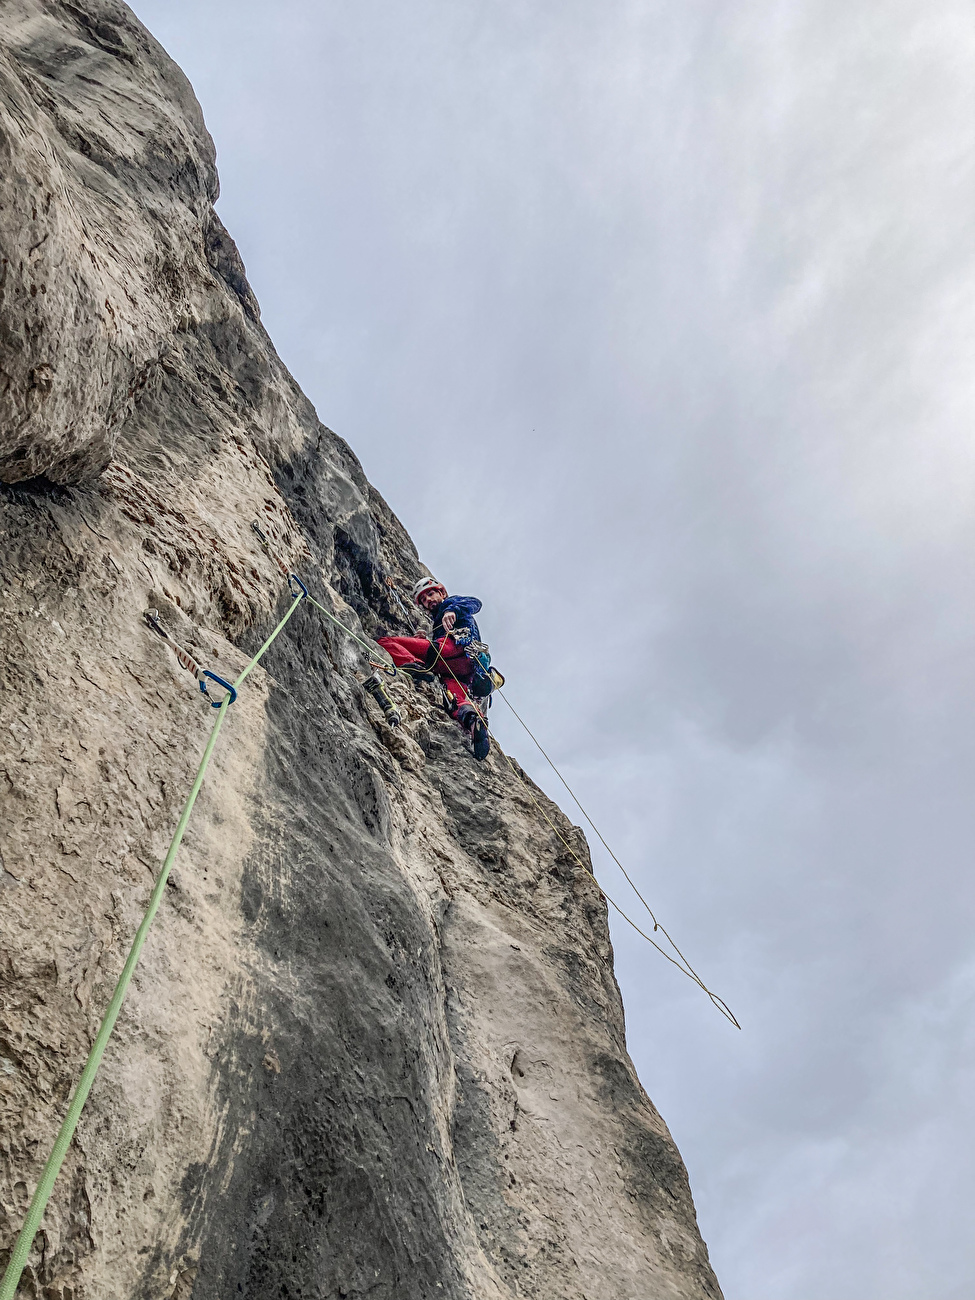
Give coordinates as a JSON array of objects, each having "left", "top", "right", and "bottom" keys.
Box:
[
  {"left": 468, "top": 648, "right": 499, "bottom": 702},
  {"left": 443, "top": 631, "right": 497, "bottom": 699}
]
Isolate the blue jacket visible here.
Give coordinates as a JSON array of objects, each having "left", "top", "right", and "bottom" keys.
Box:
[{"left": 431, "top": 595, "right": 482, "bottom": 645}]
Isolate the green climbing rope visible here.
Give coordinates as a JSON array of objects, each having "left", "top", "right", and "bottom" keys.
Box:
[{"left": 0, "top": 592, "right": 305, "bottom": 1300}]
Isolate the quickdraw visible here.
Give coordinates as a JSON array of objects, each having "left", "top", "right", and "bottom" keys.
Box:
[
  {"left": 362, "top": 672, "right": 401, "bottom": 727},
  {"left": 385, "top": 575, "right": 418, "bottom": 630},
  {"left": 252, "top": 520, "right": 396, "bottom": 678},
  {"left": 251, "top": 520, "right": 292, "bottom": 580},
  {"left": 143, "top": 611, "right": 237, "bottom": 707}
]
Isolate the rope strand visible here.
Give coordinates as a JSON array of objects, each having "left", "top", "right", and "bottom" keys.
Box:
[
  {"left": 490, "top": 707, "right": 740, "bottom": 1028},
  {"left": 415, "top": 624, "right": 739, "bottom": 1027},
  {"left": 493, "top": 691, "right": 739, "bottom": 1027}
]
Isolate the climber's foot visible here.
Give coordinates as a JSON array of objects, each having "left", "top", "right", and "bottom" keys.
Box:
[
  {"left": 399, "top": 660, "right": 436, "bottom": 684},
  {"left": 471, "top": 718, "right": 490, "bottom": 761},
  {"left": 458, "top": 705, "right": 491, "bottom": 761}
]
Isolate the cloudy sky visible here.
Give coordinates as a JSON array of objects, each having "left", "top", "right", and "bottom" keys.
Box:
[{"left": 129, "top": 2, "right": 975, "bottom": 1295}]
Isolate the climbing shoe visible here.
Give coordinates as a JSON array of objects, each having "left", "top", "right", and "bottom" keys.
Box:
[
  {"left": 457, "top": 705, "right": 491, "bottom": 761},
  {"left": 362, "top": 673, "right": 401, "bottom": 727},
  {"left": 399, "top": 660, "right": 436, "bottom": 685},
  {"left": 469, "top": 715, "right": 491, "bottom": 761}
]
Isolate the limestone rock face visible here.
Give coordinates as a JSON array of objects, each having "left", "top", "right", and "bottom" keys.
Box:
[{"left": 0, "top": 4, "right": 724, "bottom": 1299}]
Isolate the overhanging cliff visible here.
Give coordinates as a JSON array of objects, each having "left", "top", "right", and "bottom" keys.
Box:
[{"left": 0, "top": 3, "right": 723, "bottom": 1297}]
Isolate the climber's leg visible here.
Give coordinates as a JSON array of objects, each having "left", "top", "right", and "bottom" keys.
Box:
[
  {"left": 440, "top": 675, "right": 470, "bottom": 712},
  {"left": 438, "top": 671, "right": 490, "bottom": 761},
  {"left": 431, "top": 637, "right": 478, "bottom": 686},
  {"left": 377, "top": 635, "right": 432, "bottom": 667},
  {"left": 380, "top": 636, "right": 488, "bottom": 758}
]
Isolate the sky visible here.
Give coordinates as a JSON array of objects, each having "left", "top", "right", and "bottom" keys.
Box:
[{"left": 128, "top": 3, "right": 975, "bottom": 1296}]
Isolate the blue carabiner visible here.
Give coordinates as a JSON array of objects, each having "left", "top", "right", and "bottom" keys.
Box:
[
  {"left": 200, "top": 671, "right": 238, "bottom": 708},
  {"left": 288, "top": 573, "right": 308, "bottom": 599}
]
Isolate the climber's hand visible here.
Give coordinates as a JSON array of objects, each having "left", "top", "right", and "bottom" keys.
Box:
[{"left": 441, "top": 611, "right": 456, "bottom": 632}]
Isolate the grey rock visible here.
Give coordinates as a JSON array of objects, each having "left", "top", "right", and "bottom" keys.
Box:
[{"left": 0, "top": 3, "right": 724, "bottom": 1298}]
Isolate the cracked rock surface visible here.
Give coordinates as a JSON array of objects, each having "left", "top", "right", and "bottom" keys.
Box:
[{"left": 0, "top": 4, "right": 724, "bottom": 1298}]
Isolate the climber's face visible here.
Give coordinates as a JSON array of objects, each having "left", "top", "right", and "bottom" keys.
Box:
[{"left": 419, "top": 585, "right": 446, "bottom": 610}]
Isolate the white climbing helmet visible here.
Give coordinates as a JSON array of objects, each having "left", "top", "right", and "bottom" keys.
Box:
[{"left": 411, "top": 575, "right": 446, "bottom": 605}]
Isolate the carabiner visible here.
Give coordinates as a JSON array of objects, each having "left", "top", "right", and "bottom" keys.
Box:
[
  {"left": 370, "top": 658, "right": 398, "bottom": 678},
  {"left": 288, "top": 573, "right": 308, "bottom": 600},
  {"left": 143, "top": 609, "right": 167, "bottom": 639},
  {"left": 200, "top": 671, "right": 238, "bottom": 708}
]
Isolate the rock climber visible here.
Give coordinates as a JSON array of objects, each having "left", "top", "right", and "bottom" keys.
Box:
[{"left": 377, "top": 577, "right": 492, "bottom": 760}]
